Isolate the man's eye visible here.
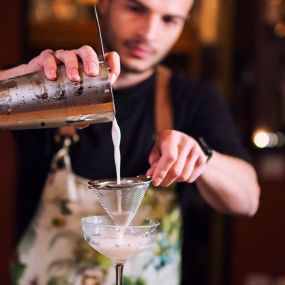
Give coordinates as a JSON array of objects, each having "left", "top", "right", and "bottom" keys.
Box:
[{"left": 163, "top": 16, "right": 179, "bottom": 25}]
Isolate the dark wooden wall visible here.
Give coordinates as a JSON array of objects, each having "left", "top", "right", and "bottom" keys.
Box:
[
  {"left": 230, "top": 0, "right": 285, "bottom": 284},
  {"left": 0, "top": 1, "right": 22, "bottom": 284}
]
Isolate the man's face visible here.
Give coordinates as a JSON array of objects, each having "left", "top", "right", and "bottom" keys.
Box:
[{"left": 99, "top": 0, "right": 194, "bottom": 74}]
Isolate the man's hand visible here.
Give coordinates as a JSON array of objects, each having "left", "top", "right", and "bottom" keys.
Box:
[
  {"left": 0, "top": 45, "right": 120, "bottom": 84},
  {"left": 28, "top": 45, "right": 120, "bottom": 84},
  {"left": 147, "top": 130, "right": 208, "bottom": 187}
]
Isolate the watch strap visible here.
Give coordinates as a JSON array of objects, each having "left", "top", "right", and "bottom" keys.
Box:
[{"left": 196, "top": 137, "right": 213, "bottom": 162}]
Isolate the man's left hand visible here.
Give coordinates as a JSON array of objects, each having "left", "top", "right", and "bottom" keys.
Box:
[{"left": 147, "top": 130, "right": 208, "bottom": 187}]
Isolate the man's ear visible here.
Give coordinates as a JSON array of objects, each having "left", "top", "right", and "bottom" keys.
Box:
[{"left": 97, "top": 0, "right": 110, "bottom": 16}]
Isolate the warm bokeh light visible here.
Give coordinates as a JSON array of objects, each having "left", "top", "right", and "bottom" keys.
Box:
[
  {"left": 252, "top": 129, "right": 285, "bottom": 148},
  {"left": 253, "top": 130, "right": 271, "bottom": 148}
]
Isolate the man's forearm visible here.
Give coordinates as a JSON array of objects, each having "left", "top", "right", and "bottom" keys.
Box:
[
  {"left": 196, "top": 151, "right": 260, "bottom": 216},
  {"left": 0, "top": 64, "right": 28, "bottom": 80}
]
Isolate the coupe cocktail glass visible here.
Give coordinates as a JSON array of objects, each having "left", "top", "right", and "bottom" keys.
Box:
[{"left": 81, "top": 215, "right": 159, "bottom": 285}]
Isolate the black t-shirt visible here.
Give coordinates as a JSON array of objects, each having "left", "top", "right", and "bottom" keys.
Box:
[{"left": 14, "top": 71, "right": 250, "bottom": 284}]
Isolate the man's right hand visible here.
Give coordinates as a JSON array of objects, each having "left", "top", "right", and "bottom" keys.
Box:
[{"left": 0, "top": 45, "right": 120, "bottom": 84}]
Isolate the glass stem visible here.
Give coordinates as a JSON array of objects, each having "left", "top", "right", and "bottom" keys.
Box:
[{"left": 115, "top": 263, "right": 124, "bottom": 285}]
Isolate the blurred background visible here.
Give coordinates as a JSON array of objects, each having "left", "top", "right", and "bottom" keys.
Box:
[{"left": 1, "top": 0, "right": 285, "bottom": 284}]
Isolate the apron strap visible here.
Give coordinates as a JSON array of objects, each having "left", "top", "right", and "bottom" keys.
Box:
[{"left": 155, "top": 65, "right": 173, "bottom": 132}]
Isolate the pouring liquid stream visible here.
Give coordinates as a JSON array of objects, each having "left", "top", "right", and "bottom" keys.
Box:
[{"left": 111, "top": 117, "right": 122, "bottom": 215}]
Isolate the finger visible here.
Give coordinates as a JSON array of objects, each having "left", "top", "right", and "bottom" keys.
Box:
[
  {"left": 160, "top": 143, "right": 191, "bottom": 187},
  {"left": 151, "top": 145, "right": 178, "bottom": 186},
  {"left": 55, "top": 49, "right": 80, "bottom": 81},
  {"left": 176, "top": 146, "right": 199, "bottom": 183},
  {"left": 187, "top": 156, "right": 207, "bottom": 183},
  {"left": 75, "top": 45, "right": 99, "bottom": 76},
  {"left": 146, "top": 161, "right": 158, "bottom": 177},
  {"left": 39, "top": 50, "right": 58, "bottom": 80},
  {"left": 105, "top": 51, "right": 120, "bottom": 84},
  {"left": 147, "top": 144, "right": 160, "bottom": 177},
  {"left": 28, "top": 49, "right": 57, "bottom": 80}
]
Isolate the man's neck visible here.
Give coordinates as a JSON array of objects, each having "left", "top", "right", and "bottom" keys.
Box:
[{"left": 113, "top": 68, "right": 154, "bottom": 90}]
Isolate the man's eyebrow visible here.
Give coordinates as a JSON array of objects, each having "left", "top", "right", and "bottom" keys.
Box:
[
  {"left": 126, "top": 0, "right": 188, "bottom": 21},
  {"left": 126, "top": 0, "right": 149, "bottom": 10}
]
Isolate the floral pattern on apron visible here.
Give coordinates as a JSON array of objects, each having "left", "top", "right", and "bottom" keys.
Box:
[{"left": 12, "top": 145, "right": 181, "bottom": 285}]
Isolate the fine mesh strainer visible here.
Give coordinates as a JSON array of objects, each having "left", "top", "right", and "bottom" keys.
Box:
[{"left": 88, "top": 175, "right": 150, "bottom": 227}]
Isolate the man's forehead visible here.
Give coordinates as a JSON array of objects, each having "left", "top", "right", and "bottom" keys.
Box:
[{"left": 123, "top": 0, "right": 193, "bottom": 17}]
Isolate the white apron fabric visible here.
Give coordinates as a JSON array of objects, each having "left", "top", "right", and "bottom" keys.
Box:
[{"left": 13, "top": 144, "right": 181, "bottom": 285}]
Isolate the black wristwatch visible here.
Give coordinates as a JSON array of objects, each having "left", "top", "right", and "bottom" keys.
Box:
[{"left": 196, "top": 137, "right": 213, "bottom": 162}]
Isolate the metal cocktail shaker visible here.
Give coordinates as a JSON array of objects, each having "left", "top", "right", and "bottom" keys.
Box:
[{"left": 0, "top": 61, "right": 114, "bottom": 130}]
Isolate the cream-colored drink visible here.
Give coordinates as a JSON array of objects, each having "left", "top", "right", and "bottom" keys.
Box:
[
  {"left": 89, "top": 235, "right": 152, "bottom": 263},
  {"left": 111, "top": 117, "right": 123, "bottom": 215}
]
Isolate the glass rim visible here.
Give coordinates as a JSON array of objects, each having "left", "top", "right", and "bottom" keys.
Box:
[
  {"left": 88, "top": 175, "right": 151, "bottom": 190},
  {"left": 81, "top": 215, "right": 159, "bottom": 229}
]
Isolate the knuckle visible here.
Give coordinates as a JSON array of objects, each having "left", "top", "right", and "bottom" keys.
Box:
[
  {"left": 81, "top": 45, "right": 93, "bottom": 52},
  {"left": 54, "top": 49, "right": 64, "bottom": 56},
  {"left": 41, "top": 49, "right": 53, "bottom": 56},
  {"left": 156, "top": 170, "right": 167, "bottom": 180},
  {"left": 79, "top": 45, "right": 96, "bottom": 57},
  {"left": 187, "top": 177, "right": 195, "bottom": 183},
  {"left": 40, "top": 49, "right": 54, "bottom": 60},
  {"left": 165, "top": 129, "right": 174, "bottom": 135},
  {"left": 179, "top": 173, "right": 189, "bottom": 182},
  {"left": 169, "top": 130, "right": 178, "bottom": 140},
  {"left": 64, "top": 52, "right": 78, "bottom": 64},
  {"left": 169, "top": 167, "right": 180, "bottom": 177},
  {"left": 165, "top": 152, "right": 176, "bottom": 163},
  {"left": 161, "top": 129, "right": 175, "bottom": 140},
  {"left": 187, "top": 173, "right": 199, "bottom": 183}
]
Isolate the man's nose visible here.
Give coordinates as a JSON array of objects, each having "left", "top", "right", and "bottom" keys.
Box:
[{"left": 138, "top": 15, "right": 161, "bottom": 42}]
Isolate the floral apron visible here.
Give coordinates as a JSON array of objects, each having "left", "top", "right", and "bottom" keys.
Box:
[{"left": 12, "top": 144, "right": 181, "bottom": 285}]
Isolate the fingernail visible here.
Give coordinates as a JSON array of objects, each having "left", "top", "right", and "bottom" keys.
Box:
[
  {"left": 88, "top": 62, "right": 98, "bottom": 75},
  {"left": 153, "top": 178, "right": 162, "bottom": 187},
  {"left": 71, "top": 68, "right": 80, "bottom": 81}
]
